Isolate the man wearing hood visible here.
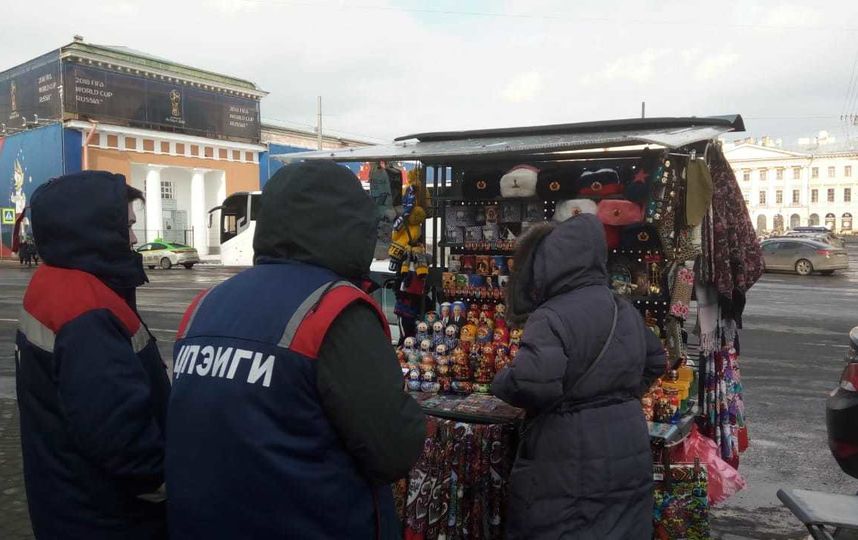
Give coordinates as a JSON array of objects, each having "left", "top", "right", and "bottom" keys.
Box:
[
  {"left": 16, "top": 171, "right": 170, "bottom": 539},
  {"left": 492, "top": 214, "right": 665, "bottom": 540},
  {"left": 166, "top": 160, "right": 426, "bottom": 539}
]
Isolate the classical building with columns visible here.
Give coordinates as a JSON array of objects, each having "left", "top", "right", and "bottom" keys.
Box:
[
  {"left": 724, "top": 139, "right": 858, "bottom": 235},
  {"left": 0, "top": 36, "right": 266, "bottom": 256}
]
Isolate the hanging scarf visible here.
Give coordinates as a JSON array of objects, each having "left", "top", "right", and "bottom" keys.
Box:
[
  {"left": 707, "top": 146, "right": 764, "bottom": 316},
  {"left": 695, "top": 281, "right": 719, "bottom": 355}
]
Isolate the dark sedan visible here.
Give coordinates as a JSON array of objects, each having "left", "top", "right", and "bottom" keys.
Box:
[{"left": 760, "top": 238, "right": 849, "bottom": 276}]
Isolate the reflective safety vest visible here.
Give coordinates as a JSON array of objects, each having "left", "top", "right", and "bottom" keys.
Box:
[{"left": 167, "top": 261, "right": 396, "bottom": 540}]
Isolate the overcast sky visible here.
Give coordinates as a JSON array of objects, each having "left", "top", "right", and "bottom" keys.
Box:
[{"left": 4, "top": 0, "right": 858, "bottom": 145}]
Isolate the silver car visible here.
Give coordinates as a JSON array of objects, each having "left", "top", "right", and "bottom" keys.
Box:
[
  {"left": 136, "top": 241, "right": 201, "bottom": 270},
  {"left": 761, "top": 238, "right": 849, "bottom": 276}
]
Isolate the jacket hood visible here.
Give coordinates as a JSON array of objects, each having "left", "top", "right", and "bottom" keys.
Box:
[
  {"left": 31, "top": 171, "right": 147, "bottom": 291},
  {"left": 253, "top": 160, "right": 377, "bottom": 278},
  {"left": 533, "top": 213, "right": 608, "bottom": 299}
]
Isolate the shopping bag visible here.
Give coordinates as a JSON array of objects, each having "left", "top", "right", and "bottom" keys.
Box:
[
  {"left": 653, "top": 460, "right": 710, "bottom": 540},
  {"left": 677, "top": 424, "right": 747, "bottom": 505}
]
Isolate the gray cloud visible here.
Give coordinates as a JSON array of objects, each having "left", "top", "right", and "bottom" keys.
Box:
[{"left": 3, "top": 0, "right": 858, "bottom": 144}]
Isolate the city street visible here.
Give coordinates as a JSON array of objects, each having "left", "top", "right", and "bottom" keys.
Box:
[{"left": 1, "top": 246, "right": 858, "bottom": 539}]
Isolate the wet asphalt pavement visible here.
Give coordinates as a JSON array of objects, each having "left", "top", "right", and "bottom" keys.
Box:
[{"left": 2, "top": 246, "right": 858, "bottom": 539}]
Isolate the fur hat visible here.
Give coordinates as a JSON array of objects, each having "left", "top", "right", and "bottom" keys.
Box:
[{"left": 504, "top": 221, "right": 557, "bottom": 324}]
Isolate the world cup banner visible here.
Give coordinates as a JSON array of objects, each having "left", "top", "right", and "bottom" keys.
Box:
[{"left": 62, "top": 62, "right": 260, "bottom": 142}]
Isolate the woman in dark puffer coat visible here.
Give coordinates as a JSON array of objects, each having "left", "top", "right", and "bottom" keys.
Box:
[{"left": 492, "top": 213, "right": 666, "bottom": 539}]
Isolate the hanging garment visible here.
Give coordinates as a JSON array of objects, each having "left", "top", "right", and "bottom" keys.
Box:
[{"left": 706, "top": 146, "right": 764, "bottom": 316}]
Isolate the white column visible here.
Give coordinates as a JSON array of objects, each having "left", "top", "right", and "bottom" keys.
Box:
[
  {"left": 191, "top": 168, "right": 208, "bottom": 255},
  {"left": 145, "top": 166, "right": 164, "bottom": 243}
]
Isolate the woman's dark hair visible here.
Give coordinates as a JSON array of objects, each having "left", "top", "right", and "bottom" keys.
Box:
[
  {"left": 505, "top": 222, "right": 556, "bottom": 325},
  {"left": 126, "top": 185, "right": 145, "bottom": 203}
]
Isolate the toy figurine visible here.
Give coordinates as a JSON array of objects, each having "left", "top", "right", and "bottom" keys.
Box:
[
  {"left": 420, "top": 339, "right": 433, "bottom": 354},
  {"left": 510, "top": 327, "right": 523, "bottom": 346},
  {"left": 435, "top": 346, "right": 450, "bottom": 376},
  {"left": 459, "top": 322, "right": 477, "bottom": 353},
  {"left": 420, "top": 367, "right": 440, "bottom": 393},
  {"left": 475, "top": 324, "right": 492, "bottom": 346},
  {"left": 424, "top": 311, "right": 438, "bottom": 326},
  {"left": 509, "top": 343, "right": 520, "bottom": 360},
  {"left": 415, "top": 321, "right": 429, "bottom": 344},
  {"left": 444, "top": 324, "right": 459, "bottom": 350},
  {"left": 402, "top": 336, "right": 416, "bottom": 353}
]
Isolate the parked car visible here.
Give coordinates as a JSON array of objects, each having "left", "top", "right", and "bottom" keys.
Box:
[
  {"left": 760, "top": 238, "right": 849, "bottom": 276},
  {"left": 828, "top": 325, "right": 858, "bottom": 479},
  {"left": 136, "top": 240, "right": 200, "bottom": 269},
  {"left": 778, "top": 326, "right": 858, "bottom": 539},
  {"left": 785, "top": 230, "right": 846, "bottom": 248}
]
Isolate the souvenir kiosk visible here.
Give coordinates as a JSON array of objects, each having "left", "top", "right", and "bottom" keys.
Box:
[{"left": 275, "top": 115, "right": 759, "bottom": 539}]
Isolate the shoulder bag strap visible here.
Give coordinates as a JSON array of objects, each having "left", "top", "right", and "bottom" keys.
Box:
[{"left": 520, "top": 294, "right": 619, "bottom": 439}]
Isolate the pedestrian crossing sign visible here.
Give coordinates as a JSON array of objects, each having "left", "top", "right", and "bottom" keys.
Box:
[{"left": 1, "top": 208, "right": 15, "bottom": 225}]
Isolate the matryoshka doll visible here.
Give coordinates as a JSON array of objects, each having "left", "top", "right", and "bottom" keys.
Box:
[
  {"left": 451, "top": 347, "right": 472, "bottom": 382},
  {"left": 420, "top": 339, "right": 433, "bottom": 355},
  {"left": 459, "top": 321, "right": 477, "bottom": 353},
  {"left": 510, "top": 327, "right": 523, "bottom": 346},
  {"left": 493, "top": 326, "right": 510, "bottom": 348},
  {"left": 476, "top": 323, "right": 493, "bottom": 346},
  {"left": 406, "top": 366, "right": 422, "bottom": 392},
  {"left": 467, "top": 304, "right": 480, "bottom": 324},
  {"left": 424, "top": 310, "right": 438, "bottom": 326},
  {"left": 444, "top": 324, "right": 459, "bottom": 351},
  {"left": 451, "top": 301, "right": 467, "bottom": 328},
  {"left": 473, "top": 345, "right": 496, "bottom": 393},
  {"left": 419, "top": 353, "right": 438, "bottom": 393},
  {"left": 440, "top": 302, "right": 452, "bottom": 326},
  {"left": 415, "top": 321, "right": 429, "bottom": 344},
  {"left": 494, "top": 303, "right": 507, "bottom": 324},
  {"left": 509, "top": 343, "right": 520, "bottom": 361},
  {"left": 431, "top": 321, "right": 445, "bottom": 348},
  {"left": 494, "top": 346, "right": 511, "bottom": 372},
  {"left": 435, "top": 345, "right": 451, "bottom": 377}
]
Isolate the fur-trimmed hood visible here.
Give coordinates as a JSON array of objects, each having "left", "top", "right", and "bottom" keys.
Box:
[{"left": 506, "top": 214, "right": 608, "bottom": 323}]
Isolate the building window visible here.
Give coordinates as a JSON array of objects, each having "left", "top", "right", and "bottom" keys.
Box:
[
  {"left": 828, "top": 188, "right": 835, "bottom": 202},
  {"left": 792, "top": 189, "right": 800, "bottom": 204},
  {"left": 793, "top": 167, "right": 802, "bottom": 179},
  {"left": 160, "top": 181, "right": 174, "bottom": 200},
  {"left": 812, "top": 167, "right": 819, "bottom": 178},
  {"left": 790, "top": 213, "right": 801, "bottom": 229},
  {"left": 776, "top": 168, "right": 784, "bottom": 180},
  {"left": 844, "top": 213, "right": 853, "bottom": 232},
  {"left": 826, "top": 213, "right": 836, "bottom": 230},
  {"left": 846, "top": 188, "right": 852, "bottom": 202},
  {"left": 828, "top": 166, "right": 836, "bottom": 178},
  {"left": 760, "top": 169, "right": 768, "bottom": 181},
  {"left": 812, "top": 189, "right": 818, "bottom": 203},
  {"left": 759, "top": 191, "right": 767, "bottom": 205},
  {"left": 743, "top": 170, "right": 750, "bottom": 182},
  {"left": 776, "top": 190, "right": 783, "bottom": 204},
  {"left": 846, "top": 165, "right": 852, "bottom": 177},
  {"left": 809, "top": 213, "right": 820, "bottom": 226}
]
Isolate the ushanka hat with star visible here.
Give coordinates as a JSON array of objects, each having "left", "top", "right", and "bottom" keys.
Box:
[{"left": 625, "top": 149, "right": 661, "bottom": 202}]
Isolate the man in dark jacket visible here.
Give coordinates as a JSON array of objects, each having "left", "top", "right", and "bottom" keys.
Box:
[
  {"left": 492, "top": 214, "right": 665, "bottom": 540},
  {"left": 167, "top": 160, "right": 426, "bottom": 539},
  {"left": 16, "top": 171, "right": 170, "bottom": 539}
]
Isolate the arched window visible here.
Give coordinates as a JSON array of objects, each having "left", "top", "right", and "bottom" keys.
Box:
[
  {"left": 809, "top": 213, "right": 820, "bottom": 226},
  {"left": 825, "top": 213, "right": 836, "bottom": 230},
  {"left": 843, "top": 213, "right": 853, "bottom": 232},
  {"left": 773, "top": 214, "right": 784, "bottom": 232},
  {"left": 790, "top": 213, "right": 801, "bottom": 229},
  {"left": 756, "top": 214, "right": 767, "bottom": 232}
]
